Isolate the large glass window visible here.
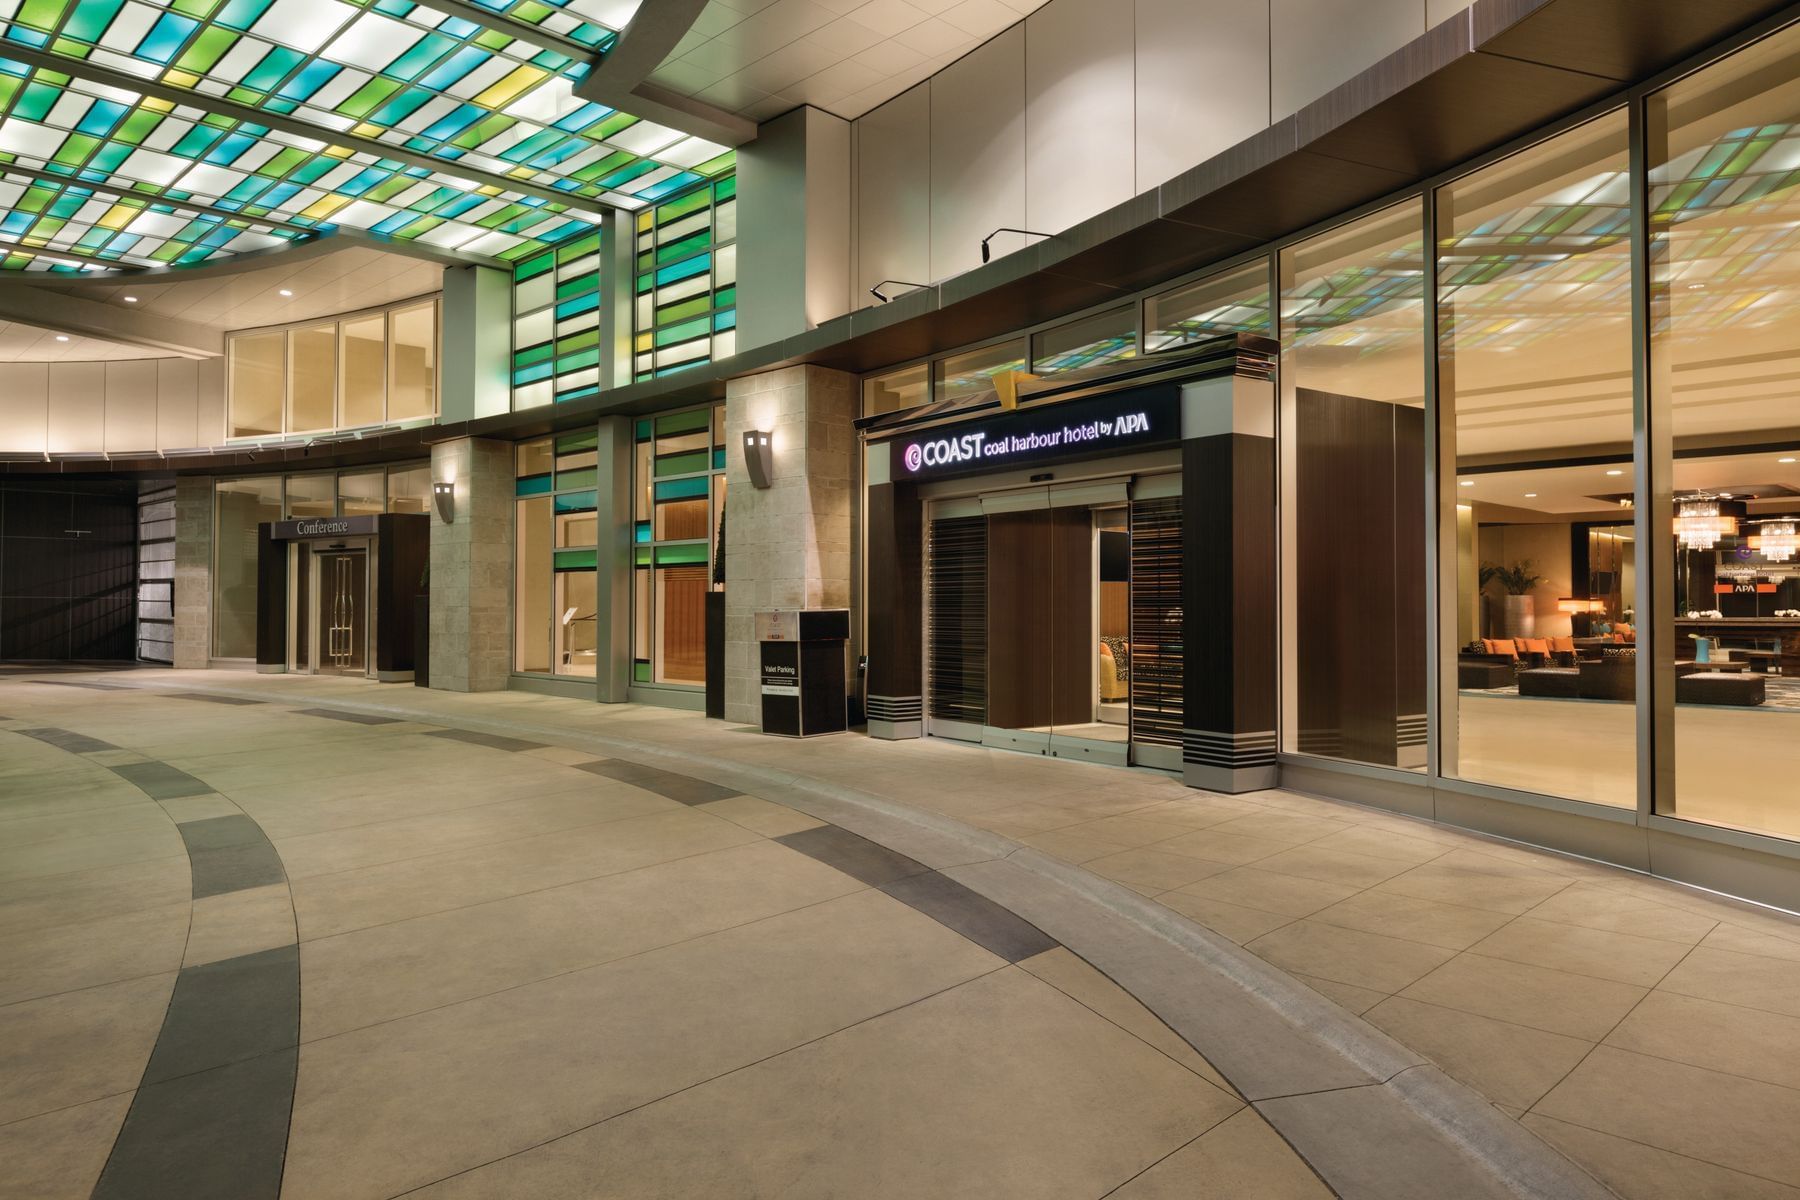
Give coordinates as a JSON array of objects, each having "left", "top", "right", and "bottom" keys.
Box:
[
  {"left": 510, "top": 230, "right": 602, "bottom": 410},
  {"left": 514, "top": 433, "right": 599, "bottom": 677},
  {"left": 212, "top": 476, "right": 282, "bottom": 658},
  {"left": 226, "top": 298, "right": 439, "bottom": 438},
  {"left": 1649, "top": 26, "right": 1800, "bottom": 840},
  {"left": 386, "top": 465, "right": 430, "bottom": 515},
  {"left": 936, "top": 340, "right": 1028, "bottom": 405},
  {"left": 1280, "top": 201, "right": 1427, "bottom": 769},
  {"left": 1438, "top": 112, "right": 1636, "bottom": 808},
  {"left": 633, "top": 406, "right": 725, "bottom": 686},
  {"left": 863, "top": 363, "right": 931, "bottom": 418},
  {"left": 1031, "top": 306, "right": 1138, "bottom": 375},
  {"left": 1145, "top": 260, "right": 1271, "bottom": 351},
  {"left": 633, "top": 168, "right": 738, "bottom": 382}
]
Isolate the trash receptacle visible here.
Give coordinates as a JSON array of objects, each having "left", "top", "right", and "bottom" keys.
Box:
[{"left": 756, "top": 609, "right": 849, "bottom": 736}]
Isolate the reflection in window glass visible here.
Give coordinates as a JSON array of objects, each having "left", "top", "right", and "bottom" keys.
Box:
[
  {"left": 1440, "top": 112, "right": 1635, "bottom": 808},
  {"left": 338, "top": 470, "right": 385, "bottom": 518},
  {"left": 1280, "top": 201, "right": 1426, "bottom": 770},
  {"left": 213, "top": 476, "right": 281, "bottom": 658},
  {"left": 1032, "top": 306, "right": 1137, "bottom": 375},
  {"left": 1146, "top": 261, "right": 1271, "bottom": 352},
  {"left": 1650, "top": 26, "right": 1800, "bottom": 841},
  {"left": 386, "top": 465, "right": 430, "bottom": 514},
  {"left": 229, "top": 333, "right": 284, "bottom": 438},
  {"left": 936, "top": 341, "right": 1027, "bottom": 405},
  {"left": 340, "top": 314, "right": 386, "bottom": 430},
  {"left": 862, "top": 363, "right": 930, "bottom": 418},
  {"left": 515, "top": 494, "right": 552, "bottom": 674},
  {"left": 287, "top": 325, "right": 336, "bottom": 433},
  {"left": 388, "top": 301, "right": 438, "bottom": 422},
  {"left": 633, "top": 406, "right": 725, "bottom": 686},
  {"left": 284, "top": 473, "right": 335, "bottom": 519}
]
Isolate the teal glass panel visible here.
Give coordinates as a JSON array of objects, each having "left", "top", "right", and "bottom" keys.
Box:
[
  {"left": 653, "top": 477, "right": 710, "bottom": 501},
  {"left": 515, "top": 474, "right": 552, "bottom": 497},
  {"left": 553, "top": 490, "right": 597, "bottom": 513}
]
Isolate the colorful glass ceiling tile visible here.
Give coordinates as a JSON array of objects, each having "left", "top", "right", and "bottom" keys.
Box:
[{"left": 0, "top": 0, "right": 730, "bottom": 270}]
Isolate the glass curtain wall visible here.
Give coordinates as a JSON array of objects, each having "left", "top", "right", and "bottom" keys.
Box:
[
  {"left": 511, "top": 229, "right": 603, "bottom": 409},
  {"left": 1280, "top": 201, "right": 1428, "bottom": 769},
  {"left": 634, "top": 169, "right": 738, "bottom": 381},
  {"left": 514, "top": 433, "right": 601, "bottom": 678},
  {"left": 1145, "top": 261, "right": 1272, "bottom": 350},
  {"left": 227, "top": 298, "right": 439, "bottom": 438},
  {"left": 1648, "top": 24, "right": 1800, "bottom": 841},
  {"left": 1437, "top": 111, "right": 1637, "bottom": 809},
  {"left": 1031, "top": 306, "right": 1137, "bottom": 375},
  {"left": 633, "top": 406, "right": 725, "bottom": 686}
]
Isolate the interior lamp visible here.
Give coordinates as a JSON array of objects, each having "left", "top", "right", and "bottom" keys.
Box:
[
  {"left": 1675, "top": 497, "right": 1744, "bottom": 551},
  {"left": 1751, "top": 520, "right": 1799, "bottom": 563},
  {"left": 743, "top": 430, "right": 773, "bottom": 489},
  {"left": 1556, "top": 598, "right": 1604, "bottom": 614},
  {"left": 432, "top": 480, "right": 455, "bottom": 524}
]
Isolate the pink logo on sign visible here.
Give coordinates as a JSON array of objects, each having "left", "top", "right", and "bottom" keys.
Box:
[{"left": 903, "top": 443, "right": 923, "bottom": 472}]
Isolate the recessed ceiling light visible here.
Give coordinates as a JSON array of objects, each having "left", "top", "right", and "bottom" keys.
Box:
[
  {"left": 54, "top": 334, "right": 68, "bottom": 342},
  {"left": 278, "top": 288, "right": 293, "bottom": 297},
  {"left": 1459, "top": 480, "right": 1475, "bottom": 487},
  {"left": 1606, "top": 469, "right": 1624, "bottom": 476},
  {"left": 1524, "top": 493, "right": 1538, "bottom": 498},
  {"left": 1781, "top": 457, "right": 1797, "bottom": 464},
  {"left": 122, "top": 295, "right": 137, "bottom": 303},
  {"left": 1687, "top": 283, "right": 1706, "bottom": 290}
]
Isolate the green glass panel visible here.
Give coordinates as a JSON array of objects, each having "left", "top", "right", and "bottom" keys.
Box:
[
  {"left": 634, "top": 419, "right": 652, "bottom": 441},
  {"left": 553, "top": 549, "right": 597, "bottom": 571},
  {"left": 654, "top": 449, "right": 709, "bottom": 477},
  {"left": 654, "top": 317, "right": 710, "bottom": 348},
  {"left": 553, "top": 490, "right": 597, "bottom": 513},
  {"left": 634, "top": 547, "right": 651, "bottom": 566},
  {"left": 555, "top": 467, "right": 597, "bottom": 490},
  {"left": 516, "top": 251, "right": 554, "bottom": 281},
  {"left": 654, "top": 543, "right": 709, "bottom": 566},
  {"left": 633, "top": 661, "right": 651, "bottom": 682},
  {"left": 653, "top": 477, "right": 709, "bottom": 501},
  {"left": 558, "top": 347, "right": 599, "bottom": 372},
  {"left": 653, "top": 408, "right": 711, "bottom": 437},
  {"left": 554, "top": 429, "right": 598, "bottom": 454}
]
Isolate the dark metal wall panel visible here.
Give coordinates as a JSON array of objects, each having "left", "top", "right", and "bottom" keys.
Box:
[{"left": 0, "top": 480, "right": 136, "bottom": 661}]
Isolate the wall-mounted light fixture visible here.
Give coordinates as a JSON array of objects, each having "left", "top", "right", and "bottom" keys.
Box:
[
  {"left": 743, "top": 430, "right": 774, "bottom": 489},
  {"left": 869, "top": 280, "right": 927, "bottom": 304},
  {"left": 433, "top": 480, "right": 455, "bottom": 524},
  {"left": 980, "top": 227, "right": 1053, "bottom": 263}
]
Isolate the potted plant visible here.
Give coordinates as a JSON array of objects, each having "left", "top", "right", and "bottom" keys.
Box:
[{"left": 1481, "top": 560, "right": 1547, "bottom": 637}]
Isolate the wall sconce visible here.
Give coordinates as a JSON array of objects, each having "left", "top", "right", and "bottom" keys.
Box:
[
  {"left": 980, "top": 227, "right": 1053, "bottom": 263},
  {"left": 869, "top": 280, "right": 926, "bottom": 304},
  {"left": 743, "top": 430, "right": 773, "bottom": 489},
  {"left": 432, "top": 480, "right": 455, "bottom": 524}
]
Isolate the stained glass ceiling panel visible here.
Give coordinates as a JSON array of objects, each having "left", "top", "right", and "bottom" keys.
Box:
[{"left": 0, "top": 0, "right": 730, "bottom": 271}]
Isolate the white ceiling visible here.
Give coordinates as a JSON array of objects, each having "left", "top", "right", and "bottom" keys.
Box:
[
  {"left": 651, "top": 0, "right": 1050, "bottom": 122},
  {"left": 0, "top": 246, "right": 443, "bottom": 362}
]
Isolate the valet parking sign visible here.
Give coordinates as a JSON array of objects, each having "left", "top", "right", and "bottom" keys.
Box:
[{"left": 891, "top": 386, "right": 1181, "bottom": 481}]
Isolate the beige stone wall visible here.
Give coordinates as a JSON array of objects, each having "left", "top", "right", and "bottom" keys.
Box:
[
  {"left": 429, "top": 438, "right": 513, "bottom": 692},
  {"left": 172, "top": 476, "right": 212, "bottom": 669},
  {"left": 723, "top": 365, "right": 856, "bottom": 724}
]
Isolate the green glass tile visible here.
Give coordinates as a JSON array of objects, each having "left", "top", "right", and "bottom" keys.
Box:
[
  {"left": 176, "top": 25, "right": 235, "bottom": 73},
  {"left": 15, "top": 0, "right": 66, "bottom": 31},
  {"left": 553, "top": 490, "right": 596, "bottom": 513},
  {"left": 553, "top": 549, "right": 596, "bottom": 571},
  {"left": 654, "top": 295, "right": 711, "bottom": 326},
  {"left": 635, "top": 419, "right": 652, "bottom": 442},
  {"left": 592, "top": 112, "right": 637, "bottom": 140},
  {"left": 657, "top": 187, "right": 711, "bottom": 224},
  {"left": 653, "top": 477, "right": 709, "bottom": 502},
  {"left": 555, "top": 467, "right": 597, "bottom": 490},
  {"left": 50, "top": 134, "right": 98, "bottom": 169},
  {"left": 342, "top": 78, "right": 402, "bottom": 120},
  {"left": 654, "top": 317, "right": 710, "bottom": 348},
  {"left": 554, "top": 329, "right": 599, "bottom": 356},
  {"left": 653, "top": 408, "right": 711, "bottom": 437},
  {"left": 654, "top": 543, "right": 709, "bottom": 566},
  {"left": 654, "top": 449, "right": 709, "bottom": 477},
  {"left": 65, "top": 0, "right": 125, "bottom": 41},
  {"left": 555, "top": 429, "right": 598, "bottom": 453},
  {"left": 633, "top": 661, "right": 650, "bottom": 682},
  {"left": 558, "top": 347, "right": 599, "bottom": 372},
  {"left": 515, "top": 474, "right": 553, "bottom": 497}
]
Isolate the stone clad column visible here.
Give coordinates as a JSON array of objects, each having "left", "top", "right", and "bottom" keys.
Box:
[
  {"left": 172, "top": 476, "right": 212, "bottom": 669},
  {"left": 429, "top": 437, "right": 512, "bottom": 692},
  {"left": 723, "top": 365, "right": 856, "bottom": 725}
]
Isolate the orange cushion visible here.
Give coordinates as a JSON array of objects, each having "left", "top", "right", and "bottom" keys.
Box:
[
  {"left": 1551, "top": 637, "right": 1575, "bottom": 654},
  {"left": 1612, "top": 633, "right": 1626, "bottom": 643},
  {"left": 1513, "top": 639, "right": 1532, "bottom": 654},
  {"left": 1483, "top": 639, "right": 1518, "bottom": 659},
  {"left": 1617, "top": 624, "right": 1633, "bottom": 637},
  {"left": 1524, "top": 638, "right": 1551, "bottom": 655}
]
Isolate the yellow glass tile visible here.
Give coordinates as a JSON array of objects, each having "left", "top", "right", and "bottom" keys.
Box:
[
  {"left": 637, "top": 211, "right": 652, "bottom": 232},
  {"left": 162, "top": 69, "right": 198, "bottom": 88},
  {"left": 475, "top": 65, "right": 547, "bottom": 110},
  {"left": 324, "top": 145, "right": 353, "bottom": 159},
  {"left": 301, "top": 194, "right": 351, "bottom": 221},
  {"left": 478, "top": 185, "right": 502, "bottom": 196},
  {"left": 97, "top": 203, "right": 139, "bottom": 230},
  {"left": 352, "top": 122, "right": 382, "bottom": 138},
  {"left": 143, "top": 97, "right": 174, "bottom": 113}
]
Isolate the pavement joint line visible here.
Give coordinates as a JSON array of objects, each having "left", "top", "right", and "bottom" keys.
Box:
[{"left": 98, "top": 675, "right": 1615, "bottom": 1200}]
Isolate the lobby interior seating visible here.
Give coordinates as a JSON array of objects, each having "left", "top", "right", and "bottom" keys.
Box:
[{"left": 1677, "top": 671, "right": 1767, "bottom": 706}]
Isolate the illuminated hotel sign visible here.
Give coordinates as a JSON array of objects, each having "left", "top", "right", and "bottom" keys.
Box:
[{"left": 888, "top": 387, "right": 1180, "bottom": 481}]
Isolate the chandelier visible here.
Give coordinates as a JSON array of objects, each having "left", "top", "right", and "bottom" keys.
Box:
[
  {"left": 1752, "top": 520, "right": 1799, "bottom": 563},
  {"left": 1675, "top": 498, "right": 1741, "bottom": 551}
]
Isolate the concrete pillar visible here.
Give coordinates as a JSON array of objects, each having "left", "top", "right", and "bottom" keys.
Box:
[
  {"left": 429, "top": 437, "right": 512, "bottom": 692},
  {"left": 439, "top": 265, "right": 512, "bottom": 422},
  {"left": 736, "top": 106, "right": 852, "bottom": 353},
  {"left": 172, "top": 476, "right": 212, "bottom": 668},
  {"left": 723, "top": 365, "right": 856, "bottom": 724}
]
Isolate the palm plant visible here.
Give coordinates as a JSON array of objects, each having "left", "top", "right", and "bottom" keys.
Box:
[{"left": 1480, "top": 560, "right": 1546, "bottom": 595}]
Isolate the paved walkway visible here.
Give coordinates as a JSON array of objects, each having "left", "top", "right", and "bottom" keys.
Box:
[{"left": 4, "top": 669, "right": 1798, "bottom": 1198}]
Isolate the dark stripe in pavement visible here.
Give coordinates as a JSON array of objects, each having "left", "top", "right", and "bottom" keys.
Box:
[
  {"left": 171, "top": 692, "right": 264, "bottom": 705},
  {"left": 296, "top": 707, "right": 400, "bottom": 725},
  {"left": 15, "top": 726, "right": 118, "bottom": 754},
  {"left": 424, "top": 728, "right": 546, "bottom": 752},
  {"left": 775, "top": 825, "right": 931, "bottom": 887},
  {"left": 142, "top": 946, "right": 299, "bottom": 1084},
  {"left": 31, "top": 679, "right": 135, "bottom": 691},
  {"left": 92, "top": 1046, "right": 296, "bottom": 1200},
  {"left": 574, "top": 758, "right": 741, "bottom": 805},
  {"left": 179, "top": 816, "right": 287, "bottom": 899},
  {"left": 110, "top": 760, "right": 212, "bottom": 800},
  {"left": 880, "top": 871, "right": 1059, "bottom": 962}
]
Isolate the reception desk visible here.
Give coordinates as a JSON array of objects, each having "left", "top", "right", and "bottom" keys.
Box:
[{"left": 1674, "top": 618, "right": 1800, "bottom": 675}]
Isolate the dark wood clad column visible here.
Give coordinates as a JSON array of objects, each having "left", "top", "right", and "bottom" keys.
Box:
[
  {"left": 1182, "top": 355, "right": 1279, "bottom": 793},
  {"left": 375, "top": 514, "right": 429, "bottom": 681},
  {"left": 254, "top": 523, "right": 286, "bottom": 672},
  {"left": 865, "top": 478, "right": 923, "bottom": 737}
]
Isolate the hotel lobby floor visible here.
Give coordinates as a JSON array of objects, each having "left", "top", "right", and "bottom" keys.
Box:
[{"left": 2, "top": 671, "right": 1797, "bottom": 1198}]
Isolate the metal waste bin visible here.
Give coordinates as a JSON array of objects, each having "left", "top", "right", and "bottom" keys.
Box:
[{"left": 756, "top": 609, "right": 849, "bottom": 736}]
